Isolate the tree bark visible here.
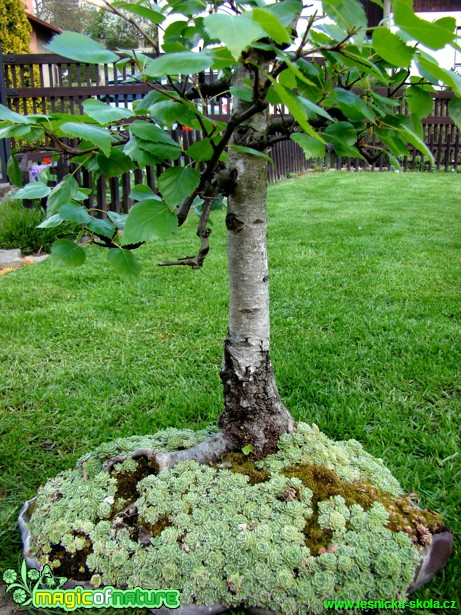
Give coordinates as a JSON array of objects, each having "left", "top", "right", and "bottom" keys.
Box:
[{"left": 218, "top": 56, "right": 294, "bottom": 457}]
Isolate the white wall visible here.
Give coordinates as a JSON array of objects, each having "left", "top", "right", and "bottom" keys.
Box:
[{"left": 416, "top": 11, "right": 461, "bottom": 70}]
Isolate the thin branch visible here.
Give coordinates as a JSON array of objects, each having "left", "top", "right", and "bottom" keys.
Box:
[
  {"left": 95, "top": 0, "right": 160, "bottom": 54},
  {"left": 267, "top": 133, "right": 293, "bottom": 147},
  {"left": 42, "top": 128, "right": 99, "bottom": 156},
  {"left": 184, "top": 77, "right": 231, "bottom": 101},
  {"left": 160, "top": 197, "right": 213, "bottom": 269},
  {"left": 388, "top": 70, "right": 411, "bottom": 98},
  {"left": 177, "top": 193, "right": 197, "bottom": 227}
]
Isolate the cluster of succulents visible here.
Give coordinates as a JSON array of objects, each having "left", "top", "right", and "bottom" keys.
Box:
[
  {"left": 259, "top": 424, "right": 403, "bottom": 496},
  {"left": 27, "top": 423, "right": 427, "bottom": 614}
]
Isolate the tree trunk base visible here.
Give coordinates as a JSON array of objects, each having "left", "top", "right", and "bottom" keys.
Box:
[{"left": 219, "top": 339, "right": 294, "bottom": 457}]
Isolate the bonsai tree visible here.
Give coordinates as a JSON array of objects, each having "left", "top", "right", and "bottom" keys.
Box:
[{"left": 2, "top": 0, "right": 460, "bottom": 612}]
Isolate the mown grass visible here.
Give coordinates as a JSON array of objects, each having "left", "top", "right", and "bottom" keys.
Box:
[{"left": 0, "top": 172, "right": 460, "bottom": 614}]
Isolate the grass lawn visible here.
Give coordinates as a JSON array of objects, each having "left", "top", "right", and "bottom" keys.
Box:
[{"left": 0, "top": 172, "right": 460, "bottom": 613}]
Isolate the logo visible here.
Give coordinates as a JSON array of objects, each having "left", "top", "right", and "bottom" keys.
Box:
[{"left": 3, "top": 561, "right": 180, "bottom": 611}]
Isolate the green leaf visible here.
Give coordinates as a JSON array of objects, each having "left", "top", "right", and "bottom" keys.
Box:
[
  {"left": 58, "top": 203, "right": 92, "bottom": 224},
  {"left": 399, "top": 117, "right": 434, "bottom": 162},
  {"left": 164, "top": 19, "right": 188, "bottom": 39},
  {"left": 144, "top": 52, "right": 213, "bottom": 77},
  {"left": 204, "top": 13, "right": 265, "bottom": 60},
  {"left": 377, "top": 125, "right": 411, "bottom": 157},
  {"left": 46, "top": 32, "right": 119, "bottom": 63},
  {"left": 82, "top": 99, "right": 134, "bottom": 125},
  {"left": 278, "top": 69, "right": 297, "bottom": 89},
  {"left": 129, "top": 121, "right": 179, "bottom": 147},
  {"left": 322, "top": 0, "right": 367, "bottom": 33},
  {"left": 7, "top": 156, "right": 22, "bottom": 188},
  {"left": 107, "top": 248, "right": 141, "bottom": 279},
  {"left": 332, "top": 89, "right": 376, "bottom": 123},
  {"left": 186, "top": 138, "right": 214, "bottom": 162},
  {"left": 37, "top": 214, "right": 63, "bottom": 229},
  {"left": 448, "top": 97, "right": 461, "bottom": 132},
  {"left": 86, "top": 218, "right": 115, "bottom": 239},
  {"left": 230, "top": 145, "right": 274, "bottom": 166},
  {"left": 265, "top": 86, "right": 281, "bottom": 106},
  {"left": 148, "top": 101, "right": 198, "bottom": 129},
  {"left": 123, "top": 138, "right": 161, "bottom": 166},
  {"left": 206, "top": 47, "right": 237, "bottom": 70},
  {"left": 0, "top": 103, "right": 32, "bottom": 124},
  {"left": 134, "top": 90, "right": 172, "bottom": 112},
  {"left": 416, "top": 55, "right": 461, "bottom": 97},
  {"left": 393, "top": 0, "right": 455, "bottom": 50},
  {"left": 107, "top": 211, "right": 128, "bottom": 230},
  {"left": 251, "top": 8, "right": 290, "bottom": 45},
  {"left": 242, "top": 444, "right": 254, "bottom": 456},
  {"left": 21, "top": 561, "right": 28, "bottom": 586},
  {"left": 267, "top": 1, "right": 302, "bottom": 26},
  {"left": 372, "top": 28, "right": 414, "bottom": 67},
  {"left": 111, "top": 1, "right": 165, "bottom": 25},
  {"left": 406, "top": 86, "right": 433, "bottom": 119},
  {"left": 123, "top": 199, "right": 178, "bottom": 243},
  {"left": 290, "top": 134, "right": 325, "bottom": 159},
  {"left": 299, "top": 97, "right": 333, "bottom": 121},
  {"left": 276, "top": 52, "right": 316, "bottom": 87},
  {"left": 51, "top": 239, "right": 86, "bottom": 267},
  {"left": 229, "top": 86, "right": 253, "bottom": 102},
  {"left": 130, "top": 185, "right": 160, "bottom": 201},
  {"left": 136, "top": 140, "right": 181, "bottom": 162},
  {"left": 14, "top": 182, "right": 51, "bottom": 200},
  {"left": 0, "top": 124, "right": 44, "bottom": 140},
  {"left": 158, "top": 167, "right": 201, "bottom": 208},
  {"left": 168, "top": 0, "right": 206, "bottom": 17},
  {"left": 47, "top": 175, "right": 80, "bottom": 215},
  {"left": 269, "top": 80, "right": 324, "bottom": 142},
  {"left": 324, "top": 122, "right": 362, "bottom": 158},
  {"left": 59, "top": 122, "right": 112, "bottom": 156},
  {"left": 331, "top": 47, "right": 389, "bottom": 82},
  {"left": 97, "top": 149, "right": 135, "bottom": 178}
]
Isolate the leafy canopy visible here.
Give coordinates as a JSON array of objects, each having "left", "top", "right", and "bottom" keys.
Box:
[{"left": 1, "top": 0, "right": 460, "bottom": 278}]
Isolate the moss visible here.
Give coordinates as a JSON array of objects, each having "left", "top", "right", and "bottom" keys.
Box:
[
  {"left": 283, "top": 462, "right": 445, "bottom": 548},
  {"left": 150, "top": 514, "right": 173, "bottom": 538},
  {"left": 111, "top": 456, "right": 158, "bottom": 503},
  {"left": 303, "top": 515, "right": 334, "bottom": 554},
  {"left": 215, "top": 452, "right": 270, "bottom": 485},
  {"left": 48, "top": 535, "right": 93, "bottom": 581}
]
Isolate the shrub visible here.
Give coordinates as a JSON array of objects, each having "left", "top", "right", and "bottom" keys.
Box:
[{"left": 0, "top": 201, "right": 78, "bottom": 255}]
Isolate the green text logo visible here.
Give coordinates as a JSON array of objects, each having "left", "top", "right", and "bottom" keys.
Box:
[{"left": 3, "top": 561, "right": 180, "bottom": 611}]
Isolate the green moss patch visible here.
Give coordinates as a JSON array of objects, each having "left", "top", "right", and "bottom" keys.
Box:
[{"left": 214, "top": 452, "right": 270, "bottom": 485}]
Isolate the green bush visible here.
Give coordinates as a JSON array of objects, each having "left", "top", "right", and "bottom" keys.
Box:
[{"left": 0, "top": 201, "right": 78, "bottom": 255}]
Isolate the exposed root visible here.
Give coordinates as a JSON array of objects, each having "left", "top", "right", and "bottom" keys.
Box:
[{"left": 103, "top": 431, "right": 235, "bottom": 473}]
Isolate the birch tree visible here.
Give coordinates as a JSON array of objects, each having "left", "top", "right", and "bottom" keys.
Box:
[
  {"left": 3, "top": 0, "right": 461, "bottom": 459},
  {"left": 2, "top": 1, "right": 460, "bottom": 609}
]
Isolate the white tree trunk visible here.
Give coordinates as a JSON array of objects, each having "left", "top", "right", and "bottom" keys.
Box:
[{"left": 218, "top": 58, "right": 294, "bottom": 456}]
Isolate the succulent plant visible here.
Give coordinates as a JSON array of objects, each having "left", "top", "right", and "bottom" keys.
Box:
[{"left": 26, "top": 423, "right": 434, "bottom": 614}]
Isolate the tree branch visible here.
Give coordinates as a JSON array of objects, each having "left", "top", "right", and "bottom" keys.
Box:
[
  {"left": 184, "top": 77, "right": 231, "bottom": 101},
  {"left": 159, "top": 196, "right": 214, "bottom": 269},
  {"left": 93, "top": 0, "right": 160, "bottom": 54}
]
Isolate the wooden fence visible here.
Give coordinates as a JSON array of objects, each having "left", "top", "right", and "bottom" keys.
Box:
[{"left": 1, "top": 51, "right": 460, "bottom": 212}]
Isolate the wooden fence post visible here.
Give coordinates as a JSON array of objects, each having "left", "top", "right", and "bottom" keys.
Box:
[{"left": 0, "top": 45, "right": 11, "bottom": 184}]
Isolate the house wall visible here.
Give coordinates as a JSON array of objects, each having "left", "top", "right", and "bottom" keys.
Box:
[{"left": 414, "top": 0, "right": 461, "bottom": 11}]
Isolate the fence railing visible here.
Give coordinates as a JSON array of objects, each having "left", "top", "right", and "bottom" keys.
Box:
[{"left": 1, "top": 51, "right": 460, "bottom": 208}]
